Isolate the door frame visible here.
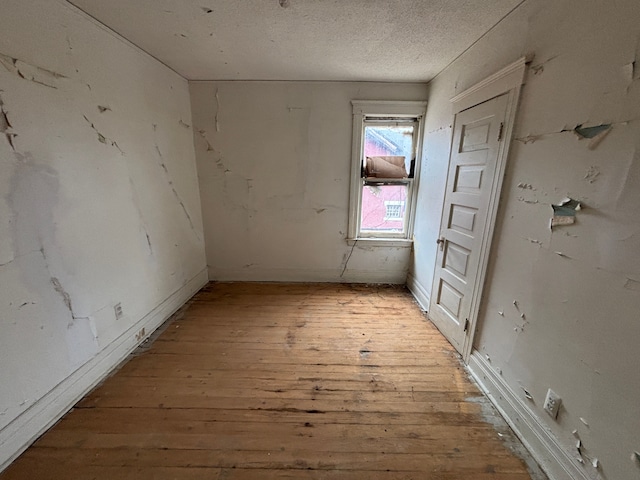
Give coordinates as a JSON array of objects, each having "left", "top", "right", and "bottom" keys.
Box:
[{"left": 435, "top": 56, "right": 529, "bottom": 362}]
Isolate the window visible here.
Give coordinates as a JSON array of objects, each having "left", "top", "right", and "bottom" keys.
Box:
[
  {"left": 384, "top": 201, "right": 404, "bottom": 220},
  {"left": 348, "top": 101, "right": 426, "bottom": 244}
]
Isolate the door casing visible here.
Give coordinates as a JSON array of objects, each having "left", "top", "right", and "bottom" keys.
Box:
[{"left": 431, "top": 57, "right": 529, "bottom": 363}]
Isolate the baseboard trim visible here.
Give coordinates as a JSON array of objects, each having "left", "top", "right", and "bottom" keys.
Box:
[
  {"left": 208, "top": 266, "right": 408, "bottom": 284},
  {"left": 406, "top": 272, "right": 430, "bottom": 311},
  {"left": 467, "top": 351, "right": 590, "bottom": 480},
  {"left": 0, "top": 267, "right": 208, "bottom": 473}
]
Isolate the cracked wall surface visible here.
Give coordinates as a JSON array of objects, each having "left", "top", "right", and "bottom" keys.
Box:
[
  {"left": 0, "top": 0, "right": 206, "bottom": 467},
  {"left": 189, "top": 81, "right": 427, "bottom": 283},
  {"left": 411, "top": 1, "right": 640, "bottom": 479}
]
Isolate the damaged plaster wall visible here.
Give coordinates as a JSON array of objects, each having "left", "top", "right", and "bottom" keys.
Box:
[
  {"left": 411, "top": 1, "right": 640, "bottom": 479},
  {"left": 0, "top": 0, "right": 206, "bottom": 469},
  {"left": 189, "top": 81, "right": 427, "bottom": 283}
]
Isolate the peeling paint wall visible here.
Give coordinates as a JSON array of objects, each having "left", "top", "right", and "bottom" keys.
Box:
[
  {"left": 0, "top": 0, "right": 206, "bottom": 467},
  {"left": 412, "top": 1, "right": 640, "bottom": 479},
  {"left": 190, "top": 81, "right": 427, "bottom": 283}
]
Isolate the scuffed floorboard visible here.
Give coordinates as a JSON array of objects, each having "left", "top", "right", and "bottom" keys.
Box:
[{"left": 1, "top": 283, "right": 547, "bottom": 480}]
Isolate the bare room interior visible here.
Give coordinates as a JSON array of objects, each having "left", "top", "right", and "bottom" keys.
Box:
[{"left": 1, "top": 0, "right": 639, "bottom": 479}]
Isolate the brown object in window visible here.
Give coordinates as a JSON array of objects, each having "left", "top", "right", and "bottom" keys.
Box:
[{"left": 365, "top": 156, "right": 407, "bottom": 178}]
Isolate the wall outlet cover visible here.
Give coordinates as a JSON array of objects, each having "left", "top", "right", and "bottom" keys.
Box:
[{"left": 543, "top": 388, "right": 562, "bottom": 419}]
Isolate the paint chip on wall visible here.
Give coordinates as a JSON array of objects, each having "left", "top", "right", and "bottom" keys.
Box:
[
  {"left": 551, "top": 198, "right": 581, "bottom": 229},
  {"left": 574, "top": 124, "right": 610, "bottom": 139},
  {"left": 624, "top": 278, "right": 640, "bottom": 291},
  {"left": 584, "top": 166, "right": 600, "bottom": 183},
  {"left": 573, "top": 124, "right": 611, "bottom": 150}
]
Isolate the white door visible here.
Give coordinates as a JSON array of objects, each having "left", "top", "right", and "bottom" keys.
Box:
[{"left": 429, "top": 93, "right": 509, "bottom": 354}]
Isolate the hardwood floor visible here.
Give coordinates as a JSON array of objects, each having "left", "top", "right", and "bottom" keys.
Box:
[{"left": 2, "top": 283, "right": 545, "bottom": 479}]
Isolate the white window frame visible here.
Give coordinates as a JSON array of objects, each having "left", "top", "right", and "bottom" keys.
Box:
[{"left": 348, "top": 100, "right": 427, "bottom": 246}]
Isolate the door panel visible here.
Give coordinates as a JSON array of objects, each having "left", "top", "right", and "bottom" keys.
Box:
[
  {"left": 449, "top": 205, "right": 478, "bottom": 235},
  {"left": 429, "top": 94, "right": 509, "bottom": 353},
  {"left": 453, "top": 164, "right": 485, "bottom": 193},
  {"left": 443, "top": 241, "right": 471, "bottom": 279}
]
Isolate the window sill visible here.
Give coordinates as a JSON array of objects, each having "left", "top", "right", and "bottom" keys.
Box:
[{"left": 346, "top": 238, "right": 413, "bottom": 247}]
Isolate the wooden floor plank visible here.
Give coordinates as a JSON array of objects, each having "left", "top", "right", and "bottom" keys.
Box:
[{"left": 1, "top": 282, "right": 545, "bottom": 480}]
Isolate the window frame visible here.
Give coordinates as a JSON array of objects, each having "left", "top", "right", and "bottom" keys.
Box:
[{"left": 348, "top": 100, "right": 427, "bottom": 246}]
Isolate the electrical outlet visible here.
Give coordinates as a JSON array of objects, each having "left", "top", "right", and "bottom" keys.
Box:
[
  {"left": 114, "top": 302, "right": 123, "bottom": 320},
  {"left": 544, "top": 388, "right": 562, "bottom": 419}
]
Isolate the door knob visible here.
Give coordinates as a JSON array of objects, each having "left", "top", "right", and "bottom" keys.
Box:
[{"left": 436, "top": 237, "right": 445, "bottom": 250}]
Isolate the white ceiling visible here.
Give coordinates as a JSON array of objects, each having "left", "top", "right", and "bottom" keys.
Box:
[{"left": 68, "top": 0, "right": 522, "bottom": 82}]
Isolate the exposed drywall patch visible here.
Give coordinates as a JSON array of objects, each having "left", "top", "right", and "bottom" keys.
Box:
[
  {"left": 0, "top": 51, "right": 66, "bottom": 89},
  {"left": 573, "top": 124, "right": 611, "bottom": 150},
  {"left": 550, "top": 198, "right": 581, "bottom": 229}
]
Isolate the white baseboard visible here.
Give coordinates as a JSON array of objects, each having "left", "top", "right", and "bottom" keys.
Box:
[
  {"left": 467, "top": 351, "right": 590, "bottom": 480},
  {"left": 0, "top": 267, "right": 208, "bottom": 473},
  {"left": 208, "top": 266, "right": 408, "bottom": 284},
  {"left": 406, "top": 272, "right": 430, "bottom": 310}
]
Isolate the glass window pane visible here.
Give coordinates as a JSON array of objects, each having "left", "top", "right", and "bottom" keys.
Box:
[
  {"left": 364, "top": 125, "right": 414, "bottom": 178},
  {"left": 360, "top": 183, "right": 408, "bottom": 233}
]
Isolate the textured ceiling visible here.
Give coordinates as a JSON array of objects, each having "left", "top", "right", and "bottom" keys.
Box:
[{"left": 67, "top": 0, "right": 522, "bottom": 82}]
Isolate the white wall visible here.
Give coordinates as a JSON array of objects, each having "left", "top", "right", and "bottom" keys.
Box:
[
  {"left": 411, "top": 1, "right": 640, "bottom": 479},
  {"left": 0, "top": 0, "right": 207, "bottom": 469},
  {"left": 190, "top": 81, "right": 427, "bottom": 283}
]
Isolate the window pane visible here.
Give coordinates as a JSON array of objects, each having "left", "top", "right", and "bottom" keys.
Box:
[
  {"left": 364, "top": 125, "right": 414, "bottom": 178},
  {"left": 360, "top": 183, "right": 408, "bottom": 233}
]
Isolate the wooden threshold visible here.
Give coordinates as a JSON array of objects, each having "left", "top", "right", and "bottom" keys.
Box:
[{"left": 1, "top": 282, "right": 546, "bottom": 479}]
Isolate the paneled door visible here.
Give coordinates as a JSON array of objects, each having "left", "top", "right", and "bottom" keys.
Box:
[{"left": 429, "top": 93, "right": 509, "bottom": 354}]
